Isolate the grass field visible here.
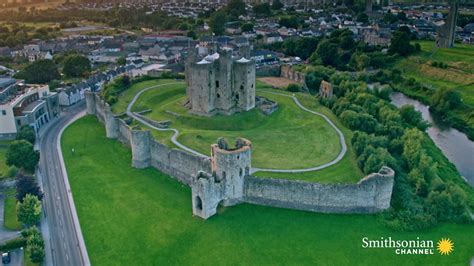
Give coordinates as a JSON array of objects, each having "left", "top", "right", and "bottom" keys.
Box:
[
  {"left": 395, "top": 41, "right": 474, "bottom": 106},
  {"left": 0, "top": 146, "right": 8, "bottom": 179},
  {"left": 61, "top": 116, "right": 474, "bottom": 266},
  {"left": 3, "top": 189, "right": 21, "bottom": 231},
  {"left": 130, "top": 82, "right": 341, "bottom": 170}
]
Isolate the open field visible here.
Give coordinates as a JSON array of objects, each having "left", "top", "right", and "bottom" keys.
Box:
[
  {"left": 257, "top": 77, "right": 298, "bottom": 88},
  {"left": 61, "top": 116, "right": 474, "bottom": 266},
  {"left": 130, "top": 82, "right": 341, "bottom": 171},
  {"left": 395, "top": 41, "right": 474, "bottom": 106},
  {"left": 394, "top": 40, "right": 474, "bottom": 140}
]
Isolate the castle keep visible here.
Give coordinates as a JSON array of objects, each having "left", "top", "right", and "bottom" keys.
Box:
[{"left": 186, "top": 46, "right": 256, "bottom": 116}]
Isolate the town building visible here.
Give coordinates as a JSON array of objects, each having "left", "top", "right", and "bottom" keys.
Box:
[{"left": 0, "top": 78, "right": 59, "bottom": 139}]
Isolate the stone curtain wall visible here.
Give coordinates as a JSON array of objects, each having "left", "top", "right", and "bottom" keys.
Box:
[
  {"left": 85, "top": 91, "right": 394, "bottom": 215},
  {"left": 244, "top": 167, "right": 394, "bottom": 213},
  {"left": 85, "top": 91, "right": 211, "bottom": 186},
  {"left": 149, "top": 140, "right": 211, "bottom": 185},
  {"left": 280, "top": 64, "right": 306, "bottom": 84}
]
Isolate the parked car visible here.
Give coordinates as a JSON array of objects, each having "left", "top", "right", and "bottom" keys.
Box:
[{"left": 2, "top": 252, "right": 11, "bottom": 264}]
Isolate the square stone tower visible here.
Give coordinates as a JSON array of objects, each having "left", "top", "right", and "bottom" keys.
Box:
[
  {"left": 186, "top": 45, "right": 256, "bottom": 116},
  {"left": 191, "top": 138, "right": 252, "bottom": 219}
]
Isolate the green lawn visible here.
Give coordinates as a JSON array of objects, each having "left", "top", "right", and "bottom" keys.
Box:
[
  {"left": 62, "top": 116, "right": 474, "bottom": 266},
  {"left": 111, "top": 79, "right": 178, "bottom": 114},
  {"left": 130, "top": 82, "right": 342, "bottom": 170},
  {"left": 0, "top": 142, "right": 10, "bottom": 179},
  {"left": 3, "top": 189, "right": 21, "bottom": 231}
]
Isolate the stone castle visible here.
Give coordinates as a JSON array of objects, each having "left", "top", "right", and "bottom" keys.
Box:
[
  {"left": 185, "top": 45, "right": 256, "bottom": 116},
  {"left": 86, "top": 86, "right": 395, "bottom": 221}
]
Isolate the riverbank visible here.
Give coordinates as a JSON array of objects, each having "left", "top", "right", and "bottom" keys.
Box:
[{"left": 390, "top": 92, "right": 474, "bottom": 187}]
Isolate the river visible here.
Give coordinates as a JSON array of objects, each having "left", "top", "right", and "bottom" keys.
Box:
[{"left": 390, "top": 92, "right": 474, "bottom": 187}]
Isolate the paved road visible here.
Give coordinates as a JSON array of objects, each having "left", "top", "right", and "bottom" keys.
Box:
[
  {"left": 127, "top": 84, "right": 347, "bottom": 173},
  {"left": 39, "top": 103, "right": 88, "bottom": 266}
]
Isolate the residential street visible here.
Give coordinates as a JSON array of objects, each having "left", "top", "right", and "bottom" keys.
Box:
[{"left": 38, "top": 102, "right": 88, "bottom": 266}]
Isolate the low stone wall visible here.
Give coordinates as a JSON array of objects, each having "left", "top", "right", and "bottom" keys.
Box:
[
  {"left": 84, "top": 91, "right": 395, "bottom": 216},
  {"left": 244, "top": 167, "right": 394, "bottom": 213}
]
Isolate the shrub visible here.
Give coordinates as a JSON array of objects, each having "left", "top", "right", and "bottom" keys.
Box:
[
  {"left": 0, "top": 237, "right": 27, "bottom": 252},
  {"left": 286, "top": 83, "right": 300, "bottom": 92},
  {"left": 7, "top": 166, "right": 18, "bottom": 178}
]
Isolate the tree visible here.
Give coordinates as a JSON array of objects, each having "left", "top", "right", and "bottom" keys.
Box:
[
  {"left": 305, "top": 71, "right": 329, "bottom": 93},
  {"left": 241, "top": 23, "right": 254, "bottom": 32},
  {"left": 117, "top": 57, "right": 126, "bottom": 66},
  {"left": 279, "top": 16, "right": 299, "bottom": 28},
  {"left": 187, "top": 30, "right": 197, "bottom": 40},
  {"left": 363, "top": 147, "right": 395, "bottom": 174},
  {"left": 29, "top": 243, "right": 45, "bottom": 264},
  {"left": 314, "top": 39, "right": 339, "bottom": 66},
  {"left": 349, "top": 52, "right": 370, "bottom": 71},
  {"left": 226, "top": 0, "right": 246, "bottom": 18},
  {"left": 16, "top": 173, "right": 43, "bottom": 202},
  {"left": 253, "top": 3, "right": 272, "bottom": 17},
  {"left": 16, "top": 125, "right": 35, "bottom": 144},
  {"left": 272, "top": 0, "right": 284, "bottom": 10},
  {"left": 389, "top": 26, "right": 415, "bottom": 56},
  {"left": 383, "top": 10, "right": 398, "bottom": 24},
  {"left": 22, "top": 226, "right": 45, "bottom": 264},
  {"left": 431, "top": 87, "right": 462, "bottom": 113},
  {"left": 62, "top": 54, "right": 91, "bottom": 78},
  {"left": 14, "top": 60, "right": 60, "bottom": 84},
  {"left": 209, "top": 11, "right": 227, "bottom": 35},
  {"left": 6, "top": 140, "right": 39, "bottom": 173},
  {"left": 17, "top": 194, "right": 41, "bottom": 226},
  {"left": 356, "top": 13, "right": 369, "bottom": 23},
  {"left": 400, "top": 105, "right": 429, "bottom": 130},
  {"left": 287, "top": 83, "right": 300, "bottom": 92}
]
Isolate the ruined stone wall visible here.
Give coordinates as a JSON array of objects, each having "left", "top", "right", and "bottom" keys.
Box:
[
  {"left": 117, "top": 119, "right": 131, "bottom": 146},
  {"left": 280, "top": 64, "right": 306, "bottom": 84},
  {"left": 149, "top": 139, "right": 212, "bottom": 185},
  {"left": 244, "top": 167, "right": 394, "bottom": 213},
  {"left": 85, "top": 91, "right": 211, "bottom": 185}
]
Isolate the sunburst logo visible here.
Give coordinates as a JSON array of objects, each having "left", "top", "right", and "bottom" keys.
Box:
[{"left": 437, "top": 238, "right": 454, "bottom": 255}]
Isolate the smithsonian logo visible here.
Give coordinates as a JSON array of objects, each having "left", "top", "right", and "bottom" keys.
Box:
[{"left": 362, "top": 237, "right": 454, "bottom": 255}]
